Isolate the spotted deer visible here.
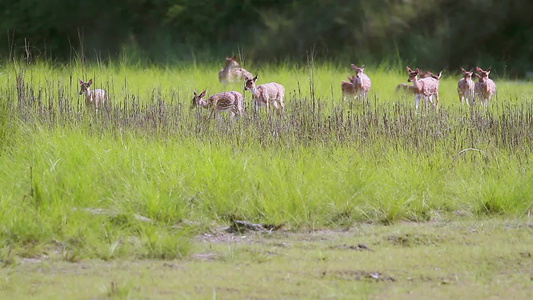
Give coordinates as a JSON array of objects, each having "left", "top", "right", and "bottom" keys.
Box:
[
  {"left": 244, "top": 75, "right": 285, "bottom": 115},
  {"left": 190, "top": 90, "right": 244, "bottom": 118},
  {"left": 79, "top": 79, "right": 107, "bottom": 111},
  {"left": 397, "top": 70, "right": 441, "bottom": 93},
  {"left": 341, "top": 75, "right": 356, "bottom": 101},
  {"left": 404, "top": 67, "right": 441, "bottom": 110},
  {"left": 474, "top": 67, "right": 496, "bottom": 106},
  {"left": 218, "top": 56, "right": 253, "bottom": 85},
  {"left": 457, "top": 67, "right": 475, "bottom": 105},
  {"left": 351, "top": 64, "right": 372, "bottom": 98}
]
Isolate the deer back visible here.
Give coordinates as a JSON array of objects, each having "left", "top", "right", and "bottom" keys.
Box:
[{"left": 418, "top": 77, "right": 439, "bottom": 95}]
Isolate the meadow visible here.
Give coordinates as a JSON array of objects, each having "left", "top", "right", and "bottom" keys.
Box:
[{"left": 0, "top": 59, "right": 533, "bottom": 298}]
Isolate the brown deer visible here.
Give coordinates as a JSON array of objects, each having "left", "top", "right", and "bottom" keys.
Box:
[
  {"left": 474, "top": 67, "right": 497, "bottom": 106},
  {"left": 457, "top": 67, "right": 475, "bottom": 105},
  {"left": 190, "top": 90, "right": 245, "bottom": 119},
  {"left": 341, "top": 75, "right": 356, "bottom": 101},
  {"left": 404, "top": 67, "right": 441, "bottom": 110},
  {"left": 79, "top": 79, "right": 107, "bottom": 111},
  {"left": 351, "top": 64, "right": 372, "bottom": 98},
  {"left": 218, "top": 56, "right": 253, "bottom": 85},
  {"left": 244, "top": 75, "right": 285, "bottom": 115}
]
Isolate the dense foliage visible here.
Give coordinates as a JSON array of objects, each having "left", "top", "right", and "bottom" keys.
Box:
[{"left": 1, "top": 0, "right": 532, "bottom": 76}]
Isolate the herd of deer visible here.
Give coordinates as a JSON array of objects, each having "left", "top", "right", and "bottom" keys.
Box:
[{"left": 78, "top": 56, "right": 497, "bottom": 117}]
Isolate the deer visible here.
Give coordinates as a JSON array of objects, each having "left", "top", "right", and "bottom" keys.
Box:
[
  {"left": 457, "top": 67, "right": 475, "bottom": 105},
  {"left": 190, "top": 90, "right": 245, "bottom": 119},
  {"left": 474, "top": 67, "right": 497, "bottom": 107},
  {"left": 244, "top": 75, "right": 285, "bottom": 115},
  {"left": 218, "top": 55, "right": 253, "bottom": 85},
  {"left": 79, "top": 79, "right": 107, "bottom": 111},
  {"left": 351, "top": 64, "right": 372, "bottom": 99},
  {"left": 341, "top": 75, "right": 356, "bottom": 101},
  {"left": 403, "top": 67, "right": 441, "bottom": 111},
  {"left": 397, "top": 70, "right": 441, "bottom": 93}
]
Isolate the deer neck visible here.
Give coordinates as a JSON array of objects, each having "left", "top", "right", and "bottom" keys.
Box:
[
  {"left": 249, "top": 85, "right": 260, "bottom": 98},
  {"left": 198, "top": 99, "right": 210, "bottom": 109},
  {"left": 222, "top": 64, "right": 235, "bottom": 75},
  {"left": 83, "top": 89, "right": 93, "bottom": 103},
  {"left": 410, "top": 78, "right": 423, "bottom": 92}
]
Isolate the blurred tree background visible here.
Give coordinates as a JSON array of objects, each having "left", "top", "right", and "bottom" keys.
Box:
[{"left": 0, "top": 0, "right": 531, "bottom": 76}]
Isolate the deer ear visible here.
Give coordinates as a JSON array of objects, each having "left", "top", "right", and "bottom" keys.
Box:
[
  {"left": 476, "top": 67, "right": 482, "bottom": 73},
  {"left": 79, "top": 79, "right": 84, "bottom": 84},
  {"left": 253, "top": 75, "right": 258, "bottom": 81},
  {"left": 232, "top": 55, "right": 237, "bottom": 60},
  {"left": 89, "top": 79, "right": 93, "bottom": 85},
  {"left": 193, "top": 91, "right": 197, "bottom": 96},
  {"left": 361, "top": 65, "right": 365, "bottom": 69},
  {"left": 200, "top": 90, "right": 206, "bottom": 97},
  {"left": 351, "top": 64, "right": 357, "bottom": 70},
  {"left": 469, "top": 68, "right": 474, "bottom": 73},
  {"left": 406, "top": 66, "right": 412, "bottom": 72},
  {"left": 487, "top": 66, "right": 491, "bottom": 73},
  {"left": 475, "top": 73, "right": 481, "bottom": 78},
  {"left": 415, "top": 68, "right": 420, "bottom": 72},
  {"left": 461, "top": 67, "right": 466, "bottom": 73}
]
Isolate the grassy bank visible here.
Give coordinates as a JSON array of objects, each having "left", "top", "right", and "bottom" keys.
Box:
[{"left": 0, "top": 61, "right": 532, "bottom": 261}]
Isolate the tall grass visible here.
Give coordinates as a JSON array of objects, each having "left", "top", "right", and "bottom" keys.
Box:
[{"left": 0, "top": 60, "right": 532, "bottom": 259}]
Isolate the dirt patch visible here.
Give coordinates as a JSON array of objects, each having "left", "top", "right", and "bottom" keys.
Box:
[
  {"left": 386, "top": 233, "right": 440, "bottom": 247},
  {"left": 323, "top": 270, "right": 396, "bottom": 282},
  {"left": 329, "top": 244, "right": 373, "bottom": 252}
]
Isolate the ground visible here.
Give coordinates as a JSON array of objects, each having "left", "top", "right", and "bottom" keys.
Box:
[{"left": 1, "top": 218, "right": 532, "bottom": 299}]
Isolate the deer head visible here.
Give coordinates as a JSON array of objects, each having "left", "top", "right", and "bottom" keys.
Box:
[
  {"left": 191, "top": 90, "right": 207, "bottom": 109},
  {"left": 406, "top": 67, "right": 420, "bottom": 82},
  {"left": 351, "top": 64, "right": 366, "bottom": 78},
  {"left": 79, "top": 79, "right": 93, "bottom": 95},
  {"left": 461, "top": 67, "right": 474, "bottom": 80},
  {"left": 225, "top": 55, "right": 240, "bottom": 67},
  {"left": 244, "top": 75, "right": 258, "bottom": 91}
]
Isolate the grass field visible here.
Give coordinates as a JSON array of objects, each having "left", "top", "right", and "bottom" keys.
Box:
[{"left": 1, "top": 60, "right": 533, "bottom": 298}]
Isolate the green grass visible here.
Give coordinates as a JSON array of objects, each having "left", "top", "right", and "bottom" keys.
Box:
[
  {"left": 0, "top": 59, "right": 533, "bottom": 264},
  {"left": 0, "top": 219, "right": 532, "bottom": 299}
]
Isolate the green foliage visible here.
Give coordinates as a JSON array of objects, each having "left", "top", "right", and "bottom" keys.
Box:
[
  {"left": 0, "top": 60, "right": 533, "bottom": 261},
  {"left": 1, "top": 0, "right": 532, "bottom": 75}
]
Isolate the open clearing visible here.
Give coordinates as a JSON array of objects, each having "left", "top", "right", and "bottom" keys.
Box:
[
  {"left": 1, "top": 62, "right": 533, "bottom": 298},
  {"left": 1, "top": 219, "right": 532, "bottom": 299}
]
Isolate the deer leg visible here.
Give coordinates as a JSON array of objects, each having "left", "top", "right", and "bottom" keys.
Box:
[{"left": 415, "top": 94, "right": 420, "bottom": 111}]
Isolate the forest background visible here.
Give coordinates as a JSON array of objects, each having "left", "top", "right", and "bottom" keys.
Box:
[{"left": 1, "top": 0, "right": 532, "bottom": 77}]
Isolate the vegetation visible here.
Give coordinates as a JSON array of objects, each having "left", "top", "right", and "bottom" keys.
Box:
[
  {"left": 1, "top": 220, "right": 532, "bottom": 299},
  {"left": 2, "top": 0, "right": 532, "bottom": 76},
  {"left": 0, "top": 59, "right": 532, "bottom": 263}
]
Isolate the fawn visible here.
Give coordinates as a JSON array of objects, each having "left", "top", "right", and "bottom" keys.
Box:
[
  {"left": 218, "top": 56, "right": 253, "bottom": 85},
  {"left": 404, "top": 67, "right": 441, "bottom": 110},
  {"left": 341, "top": 75, "right": 356, "bottom": 101},
  {"left": 457, "top": 67, "right": 475, "bottom": 105},
  {"left": 244, "top": 75, "right": 285, "bottom": 115},
  {"left": 190, "top": 90, "right": 244, "bottom": 118},
  {"left": 79, "top": 79, "right": 107, "bottom": 111},
  {"left": 351, "top": 64, "right": 372, "bottom": 98},
  {"left": 474, "top": 67, "right": 496, "bottom": 106},
  {"left": 397, "top": 70, "right": 441, "bottom": 92}
]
